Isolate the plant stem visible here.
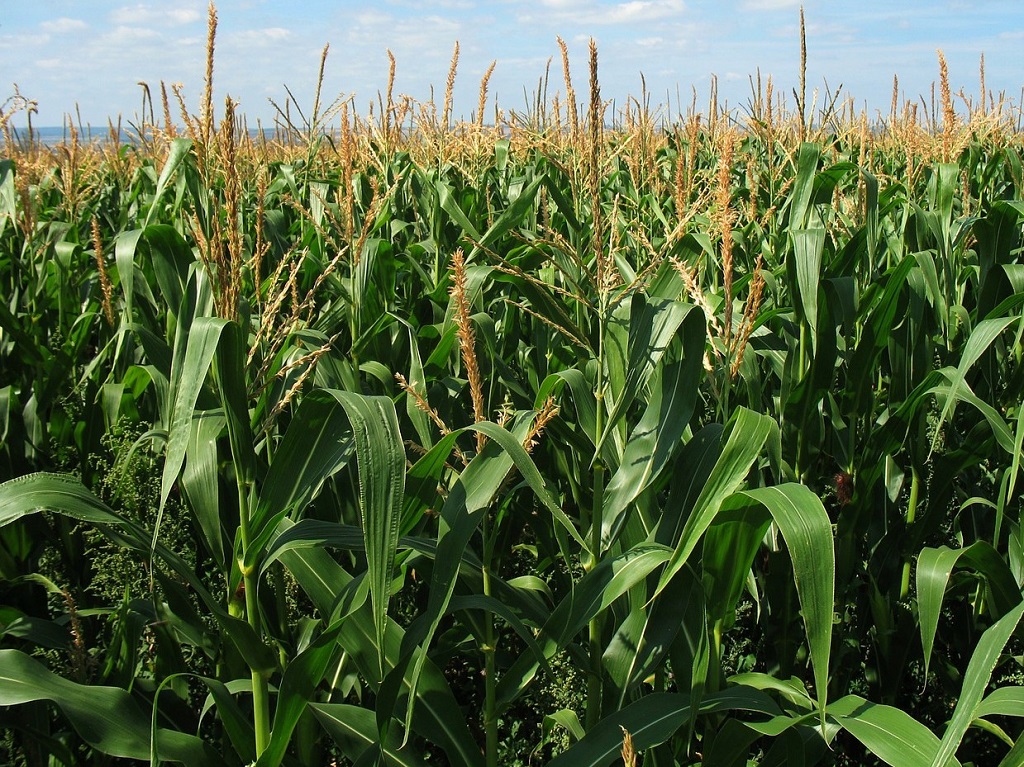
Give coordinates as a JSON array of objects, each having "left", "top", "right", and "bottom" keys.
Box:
[
  {"left": 709, "top": 620, "right": 724, "bottom": 695},
  {"left": 237, "top": 480, "right": 271, "bottom": 757},
  {"left": 899, "top": 466, "right": 921, "bottom": 600},
  {"left": 586, "top": 458, "right": 605, "bottom": 729},
  {"left": 482, "top": 513, "right": 498, "bottom": 767},
  {"left": 586, "top": 303, "right": 607, "bottom": 730}
]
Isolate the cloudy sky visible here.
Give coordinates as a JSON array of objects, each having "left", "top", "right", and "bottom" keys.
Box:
[{"left": 1, "top": 1, "right": 1022, "bottom": 128}]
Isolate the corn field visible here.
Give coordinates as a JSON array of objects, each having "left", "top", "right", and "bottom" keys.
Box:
[{"left": 2, "top": 13, "right": 1024, "bottom": 767}]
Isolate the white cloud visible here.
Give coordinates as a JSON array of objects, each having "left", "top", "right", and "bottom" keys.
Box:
[
  {"left": 104, "top": 25, "right": 160, "bottom": 44},
  {"left": 0, "top": 33, "right": 51, "bottom": 49},
  {"left": 233, "top": 28, "right": 293, "bottom": 45},
  {"left": 110, "top": 4, "right": 202, "bottom": 27},
  {"left": 41, "top": 18, "right": 88, "bottom": 34},
  {"left": 385, "top": 0, "right": 477, "bottom": 7},
  {"left": 604, "top": 0, "right": 686, "bottom": 24},
  {"left": 520, "top": 0, "right": 686, "bottom": 25},
  {"left": 740, "top": 0, "right": 801, "bottom": 10}
]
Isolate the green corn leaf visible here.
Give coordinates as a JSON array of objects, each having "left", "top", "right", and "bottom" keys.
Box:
[
  {"left": 0, "top": 472, "right": 124, "bottom": 528},
  {"left": 496, "top": 544, "right": 671, "bottom": 709},
  {"left": 930, "top": 600, "right": 1024, "bottom": 767},
  {"left": 311, "top": 704, "right": 428, "bottom": 767},
  {"left": 600, "top": 306, "right": 704, "bottom": 550},
  {"left": 790, "top": 228, "right": 825, "bottom": 353},
  {"left": 197, "top": 677, "right": 256, "bottom": 764},
  {"left": 248, "top": 389, "right": 404, "bottom": 681},
  {"left": 724, "top": 484, "right": 835, "bottom": 722},
  {"left": 436, "top": 179, "right": 482, "bottom": 242},
  {"left": 546, "top": 686, "right": 782, "bottom": 767},
  {"left": 250, "top": 392, "right": 356, "bottom": 543},
  {"left": 655, "top": 423, "right": 724, "bottom": 547},
  {"left": 702, "top": 506, "right": 773, "bottom": 633},
  {"left": 476, "top": 173, "right": 543, "bottom": 256},
  {"left": 917, "top": 542, "right": 1022, "bottom": 678},
  {"left": 180, "top": 410, "right": 226, "bottom": 567},
  {"left": 214, "top": 321, "right": 256, "bottom": 489},
  {"left": 703, "top": 718, "right": 763, "bottom": 767},
  {"left": 0, "top": 649, "right": 217, "bottom": 765},
  {"left": 997, "top": 731, "right": 1024, "bottom": 767},
  {"left": 536, "top": 368, "right": 600, "bottom": 450},
  {"left": 270, "top": 520, "right": 483, "bottom": 765},
  {"left": 143, "top": 224, "right": 192, "bottom": 322},
  {"left": 787, "top": 142, "right": 822, "bottom": 229},
  {"left": 0, "top": 158, "right": 15, "bottom": 236},
  {"left": 827, "top": 694, "right": 958, "bottom": 767},
  {"left": 604, "top": 563, "right": 703, "bottom": 708},
  {"left": 655, "top": 407, "right": 775, "bottom": 596},
  {"left": 0, "top": 473, "right": 278, "bottom": 682},
  {"left": 255, "top": 621, "right": 344, "bottom": 767},
  {"left": 322, "top": 390, "right": 404, "bottom": 677},
  {"left": 975, "top": 686, "right": 1024, "bottom": 720},
  {"left": 545, "top": 692, "right": 689, "bottom": 767},
  {"left": 929, "top": 316, "right": 1021, "bottom": 457},
  {"left": 114, "top": 229, "right": 144, "bottom": 327},
  {"left": 157, "top": 314, "right": 229, "bottom": 562},
  {"left": 399, "top": 417, "right": 583, "bottom": 738},
  {"left": 598, "top": 296, "right": 694, "bottom": 459},
  {"left": 142, "top": 137, "right": 192, "bottom": 228}
]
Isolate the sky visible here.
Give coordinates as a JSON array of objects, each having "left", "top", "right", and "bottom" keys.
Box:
[{"left": 1, "top": 1, "right": 1022, "bottom": 129}]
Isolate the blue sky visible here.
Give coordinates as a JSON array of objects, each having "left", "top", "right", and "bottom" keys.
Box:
[{"left": 1, "top": 1, "right": 1022, "bottom": 128}]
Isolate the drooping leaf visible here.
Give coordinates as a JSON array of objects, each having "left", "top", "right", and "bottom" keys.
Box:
[{"left": 0, "top": 649, "right": 217, "bottom": 765}]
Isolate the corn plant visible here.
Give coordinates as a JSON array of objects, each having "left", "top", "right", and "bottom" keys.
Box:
[{"left": 2, "top": 16, "right": 1024, "bottom": 766}]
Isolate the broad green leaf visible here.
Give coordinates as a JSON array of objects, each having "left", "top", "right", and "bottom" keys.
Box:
[
  {"left": 828, "top": 694, "right": 956, "bottom": 767},
  {"left": 250, "top": 392, "right": 355, "bottom": 541},
  {"left": 997, "top": 727, "right": 1024, "bottom": 767},
  {"left": 143, "top": 137, "right": 192, "bottom": 227},
  {"left": 215, "top": 321, "right": 257, "bottom": 490},
  {"left": 255, "top": 621, "right": 343, "bottom": 767},
  {"left": 976, "top": 686, "right": 1024, "bottom": 720},
  {"left": 311, "top": 704, "right": 428, "bottom": 767},
  {"left": 269, "top": 519, "right": 482, "bottom": 765},
  {"left": 656, "top": 408, "right": 775, "bottom": 595},
  {"left": 791, "top": 228, "right": 825, "bottom": 353},
  {"left": 929, "top": 316, "right": 1020, "bottom": 457},
  {"left": 917, "top": 542, "right": 1022, "bottom": 678},
  {"left": 0, "top": 472, "right": 124, "bottom": 528},
  {"left": 0, "top": 649, "right": 216, "bottom": 764},
  {"left": 114, "top": 229, "right": 144, "bottom": 328},
  {"left": 321, "top": 390, "right": 404, "bottom": 677},
  {"left": 600, "top": 306, "right": 704, "bottom": 549},
  {"left": 157, "top": 315, "right": 229, "bottom": 559},
  {"left": 436, "top": 179, "right": 482, "bottom": 241},
  {"left": 546, "top": 686, "right": 781, "bottom": 767},
  {"left": 599, "top": 296, "right": 694, "bottom": 458},
  {"left": 476, "top": 173, "right": 543, "bottom": 256},
  {"left": 497, "top": 544, "right": 671, "bottom": 709},
  {"left": 703, "top": 506, "right": 772, "bottom": 632},
  {"left": 605, "top": 564, "right": 702, "bottom": 708},
  {"left": 930, "top": 600, "right": 1024, "bottom": 767},
  {"left": 197, "top": 677, "right": 256, "bottom": 764},
  {"left": 725, "top": 485, "right": 835, "bottom": 720},
  {"left": 787, "top": 143, "right": 822, "bottom": 229},
  {"left": 180, "top": 410, "right": 225, "bottom": 567},
  {"left": 399, "top": 417, "right": 583, "bottom": 736},
  {"left": 0, "top": 474, "right": 277, "bottom": 681}
]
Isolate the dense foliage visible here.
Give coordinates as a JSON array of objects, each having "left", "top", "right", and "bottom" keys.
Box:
[{"left": 2, "top": 21, "right": 1024, "bottom": 767}]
